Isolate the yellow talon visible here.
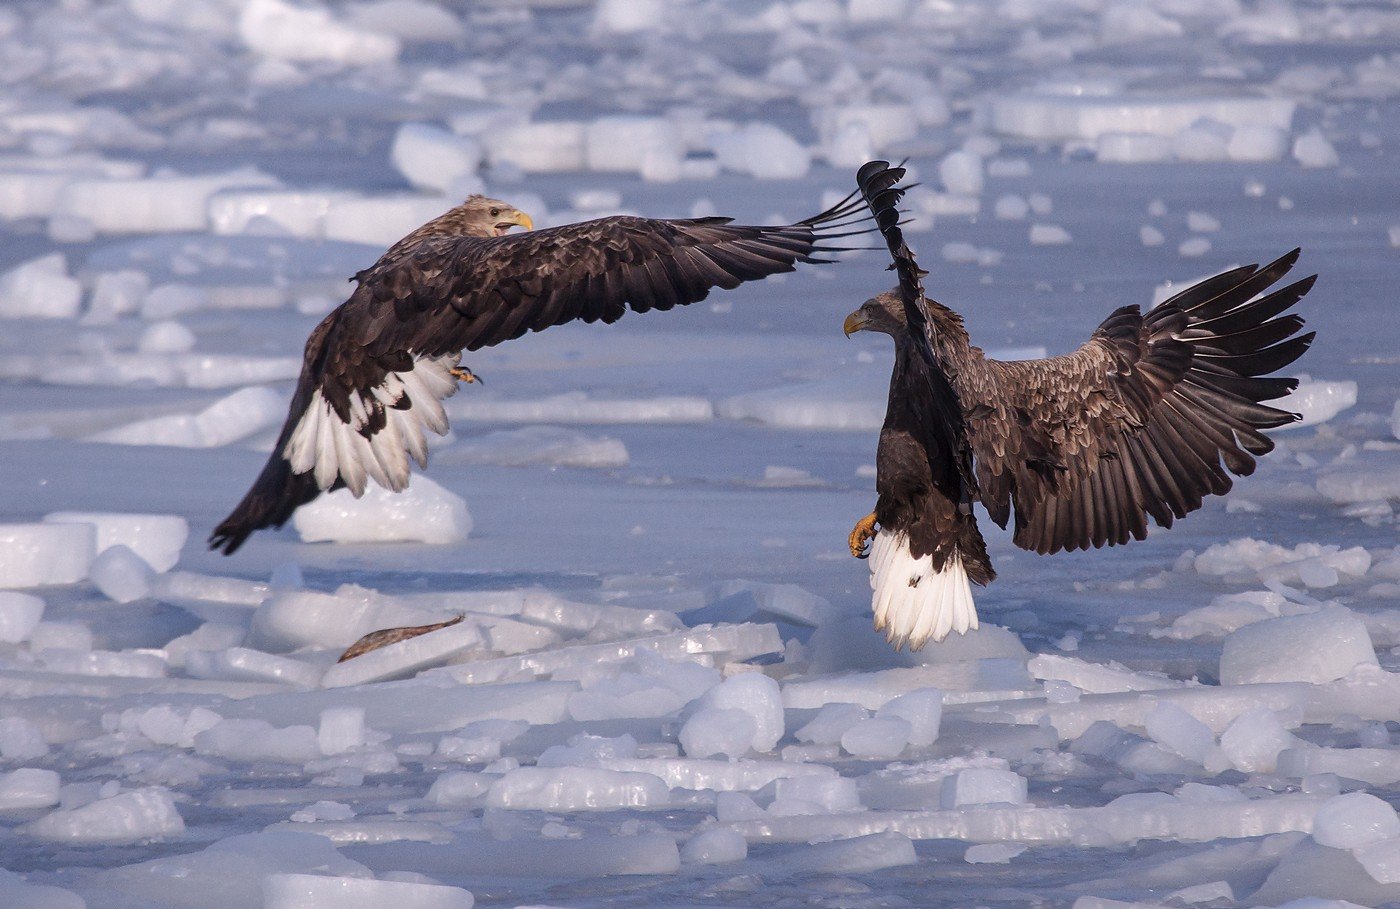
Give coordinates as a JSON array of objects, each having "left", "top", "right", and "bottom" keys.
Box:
[
  {"left": 450, "top": 366, "right": 482, "bottom": 385},
  {"left": 849, "top": 511, "right": 878, "bottom": 559}
]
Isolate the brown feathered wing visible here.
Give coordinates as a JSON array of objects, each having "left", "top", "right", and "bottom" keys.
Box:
[
  {"left": 960, "top": 254, "right": 1315, "bottom": 554},
  {"left": 855, "top": 160, "right": 1316, "bottom": 558}
]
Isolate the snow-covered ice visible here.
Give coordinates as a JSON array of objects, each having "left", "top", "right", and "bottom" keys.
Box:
[{"left": 0, "top": 0, "right": 1395, "bottom": 905}]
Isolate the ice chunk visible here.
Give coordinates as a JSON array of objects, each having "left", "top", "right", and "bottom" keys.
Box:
[
  {"left": 939, "top": 150, "right": 984, "bottom": 196},
  {"left": 1312, "top": 792, "right": 1400, "bottom": 849},
  {"left": 585, "top": 116, "right": 683, "bottom": 175},
  {"left": 1294, "top": 128, "right": 1340, "bottom": 168},
  {"left": 43, "top": 511, "right": 188, "bottom": 572},
  {"left": 1030, "top": 223, "right": 1072, "bottom": 245},
  {"left": 194, "top": 719, "right": 321, "bottom": 763},
  {"left": 28, "top": 622, "right": 93, "bottom": 653},
  {"left": 186, "top": 648, "right": 323, "bottom": 688},
  {"left": 483, "top": 121, "right": 586, "bottom": 174},
  {"left": 592, "top": 0, "right": 664, "bottom": 34},
  {"left": 966, "top": 842, "right": 1027, "bottom": 864},
  {"left": 264, "top": 873, "right": 473, "bottom": 909},
  {"left": 711, "top": 124, "right": 810, "bottom": 180},
  {"left": 0, "top": 592, "right": 44, "bottom": 643},
  {"left": 940, "top": 767, "right": 1027, "bottom": 807},
  {"left": 0, "top": 253, "right": 82, "bottom": 320},
  {"left": 439, "top": 426, "right": 628, "bottom": 469},
  {"left": 1186, "top": 211, "right": 1221, "bottom": 232},
  {"left": 326, "top": 195, "right": 459, "bottom": 248},
  {"left": 718, "top": 377, "right": 882, "bottom": 431},
  {"left": 841, "top": 716, "right": 912, "bottom": 759},
  {"left": 1030, "top": 654, "right": 1181, "bottom": 693},
  {"left": 0, "top": 768, "right": 61, "bottom": 810},
  {"left": 1220, "top": 607, "right": 1377, "bottom": 685},
  {"left": 771, "top": 774, "right": 861, "bottom": 815},
  {"left": 876, "top": 687, "right": 944, "bottom": 747},
  {"left": 117, "top": 705, "right": 222, "bottom": 748},
  {"left": 1278, "top": 378, "right": 1356, "bottom": 430},
  {"left": 813, "top": 104, "right": 918, "bottom": 157},
  {"left": 139, "top": 320, "right": 197, "bottom": 353},
  {"left": 392, "top": 123, "right": 481, "bottom": 193},
  {"left": 1100, "top": 3, "right": 1182, "bottom": 42},
  {"left": 681, "top": 827, "right": 747, "bottom": 864},
  {"left": 21, "top": 788, "right": 183, "bottom": 843},
  {"left": 485, "top": 767, "right": 668, "bottom": 811},
  {"left": 995, "top": 194, "right": 1029, "bottom": 219},
  {"left": 1179, "top": 236, "right": 1211, "bottom": 257},
  {"left": 680, "top": 708, "right": 758, "bottom": 760},
  {"left": 1318, "top": 468, "right": 1400, "bottom": 506},
  {"left": 88, "top": 545, "right": 155, "bottom": 603},
  {"left": 1220, "top": 707, "right": 1298, "bottom": 772},
  {"left": 294, "top": 475, "right": 472, "bottom": 545},
  {"left": 1355, "top": 838, "right": 1400, "bottom": 885},
  {"left": 451, "top": 391, "right": 712, "bottom": 425},
  {"left": 322, "top": 619, "right": 483, "bottom": 687},
  {"left": 53, "top": 169, "right": 279, "bottom": 235},
  {"left": 84, "top": 269, "right": 151, "bottom": 323},
  {"left": 239, "top": 0, "right": 399, "bottom": 64},
  {"left": 208, "top": 189, "right": 356, "bottom": 238},
  {"left": 425, "top": 771, "right": 492, "bottom": 806},
  {"left": 795, "top": 703, "right": 868, "bottom": 745},
  {"left": 345, "top": 0, "right": 465, "bottom": 43},
  {"left": 1096, "top": 133, "right": 1172, "bottom": 163},
  {"left": 0, "top": 522, "right": 95, "bottom": 588},
  {"left": 988, "top": 94, "right": 1295, "bottom": 143},
  {"left": 849, "top": 0, "right": 910, "bottom": 23},
  {"left": 91, "top": 831, "right": 374, "bottom": 907},
  {"left": 1144, "top": 702, "right": 1223, "bottom": 768},
  {"left": 687, "top": 671, "right": 784, "bottom": 752},
  {"left": 88, "top": 386, "right": 284, "bottom": 448},
  {"left": 777, "top": 830, "right": 917, "bottom": 873},
  {"left": 1228, "top": 124, "right": 1289, "bottom": 162},
  {"left": 1172, "top": 119, "right": 1233, "bottom": 162},
  {"left": 0, "top": 717, "right": 48, "bottom": 761}
]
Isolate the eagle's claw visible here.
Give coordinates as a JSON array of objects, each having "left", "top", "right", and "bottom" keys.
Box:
[
  {"left": 450, "top": 366, "right": 483, "bottom": 386},
  {"left": 849, "top": 511, "right": 878, "bottom": 559}
]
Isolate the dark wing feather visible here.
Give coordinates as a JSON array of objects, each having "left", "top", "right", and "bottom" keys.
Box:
[
  {"left": 959, "top": 251, "right": 1314, "bottom": 554},
  {"left": 210, "top": 197, "right": 869, "bottom": 555}
]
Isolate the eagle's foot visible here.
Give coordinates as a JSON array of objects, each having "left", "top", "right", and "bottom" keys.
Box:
[
  {"left": 849, "top": 511, "right": 878, "bottom": 559},
  {"left": 450, "top": 366, "right": 483, "bottom": 386}
]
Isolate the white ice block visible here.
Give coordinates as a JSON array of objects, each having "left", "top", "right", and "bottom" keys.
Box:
[{"left": 0, "top": 522, "right": 95, "bottom": 588}]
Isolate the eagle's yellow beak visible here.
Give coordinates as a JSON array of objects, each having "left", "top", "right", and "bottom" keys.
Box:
[
  {"left": 495, "top": 209, "right": 533, "bottom": 235},
  {"left": 843, "top": 310, "right": 869, "bottom": 337}
]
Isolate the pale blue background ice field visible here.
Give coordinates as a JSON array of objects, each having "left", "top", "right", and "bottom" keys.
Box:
[{"left": 0, "top": 1, "right": 1398, "bottom": 906}]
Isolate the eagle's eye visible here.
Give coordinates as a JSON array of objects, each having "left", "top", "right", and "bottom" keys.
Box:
[{"left": 489, "top": 207, "right": 501, "bottom": 217}]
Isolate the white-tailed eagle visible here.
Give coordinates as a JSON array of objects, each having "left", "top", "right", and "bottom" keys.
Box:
[
  {"left": 845, "top": 161, "right": 1316, "bottom": 649},
  {"left": 210, "top": 191, "right": 871, "bottom": 554}
]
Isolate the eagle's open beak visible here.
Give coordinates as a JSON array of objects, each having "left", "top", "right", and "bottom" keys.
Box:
[
  {"left": 495, "top": 209, "right": 533, "bottom": 236},
  {"left": 843, "top": 310, "right": 869, "bottom": 337}
]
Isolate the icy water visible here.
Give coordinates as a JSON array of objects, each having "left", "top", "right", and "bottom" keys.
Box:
[{"left": 1, "top": 1, "right": 1399, "bottom": 907}]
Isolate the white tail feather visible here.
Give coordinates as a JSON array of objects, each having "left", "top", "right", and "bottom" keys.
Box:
[
  {"left": 867, "top": 530, "right": 977, "bottom": 650},
  {"left": 283, "top": 352, "right": 462, "bottom": 496}
]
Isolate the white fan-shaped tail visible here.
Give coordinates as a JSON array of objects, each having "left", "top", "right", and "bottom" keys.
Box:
[
  {"left": 867, "top": 530, "right": 978, "bottom": 650},
  {"left": 283, "top": 352, "right": 462, "bottom": 497}
]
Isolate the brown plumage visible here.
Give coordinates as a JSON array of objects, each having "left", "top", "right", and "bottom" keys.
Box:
[
  {"left": 210, "top": 190, "right": 872, "bottom": 554},
  {"left": 846, "top": 161, "right": 1315, "bottom": 649}
]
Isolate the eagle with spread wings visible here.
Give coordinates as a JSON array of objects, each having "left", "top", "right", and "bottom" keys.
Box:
[
  {"left": 844, "top": 161, "right": 1316, "bottom": 650},
  {"left": 210, "top": 190, "right": 871, "bottom": 554}
]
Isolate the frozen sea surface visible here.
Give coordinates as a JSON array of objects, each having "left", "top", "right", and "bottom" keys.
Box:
[{"left": 1, "top": 0, "right": 1399, "bottom": 907}]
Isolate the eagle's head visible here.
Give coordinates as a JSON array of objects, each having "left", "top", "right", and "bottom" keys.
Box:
[
  {"left": 843, "top": 291, "right": 906, "bottom": 337},
  {"left": 459, "top": 194, "right": 534, "bottom": 237}
]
